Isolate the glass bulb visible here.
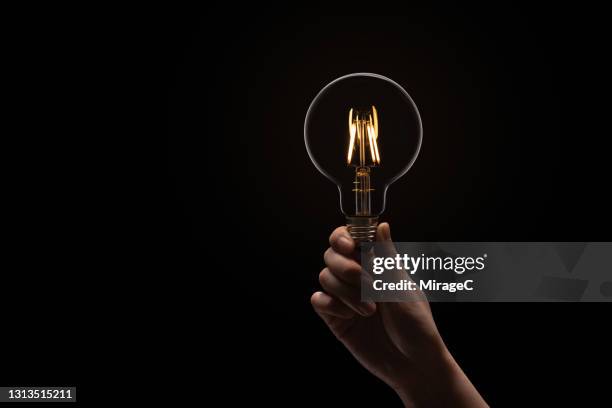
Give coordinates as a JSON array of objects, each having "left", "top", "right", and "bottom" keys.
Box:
[{"left": 304, "top": 73, "right": 423, "bottom": 241}]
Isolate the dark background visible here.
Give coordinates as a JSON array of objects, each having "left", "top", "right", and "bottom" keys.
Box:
[
  {"left": 165, "top": 8, "right": 611, "bottom": 407},
  {"left": 2, "top": 5, "right": 611, "bottom": 407}
]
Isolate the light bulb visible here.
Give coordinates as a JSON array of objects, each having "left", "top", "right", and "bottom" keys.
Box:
[{"left": 304, "top": 73, "right": 422, "bottom": 242}]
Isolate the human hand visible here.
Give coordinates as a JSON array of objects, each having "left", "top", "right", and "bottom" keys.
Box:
[{"left": 311, "top": 223, "right": 488, "bottom": 407}]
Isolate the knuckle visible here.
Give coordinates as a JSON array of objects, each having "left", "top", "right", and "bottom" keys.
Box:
[
  {"left": 318, "top": 268, "right": 330, "bottom": 285},
  {"left": 342, "top": 264, "right": 361, "bottom": 279},
  {"left": 329, "top": 226, "right": 347, "bottom": 246},
  {"left": 323, "top": 247, "right": 334, "bottom": 264},
  {"left": 310, "top": 292, "right": 324, "bottom": 308},
  {"left": 329, "top": 228, "right": 341, "bottom": 245},
  {"left": 337, "top": 257, "right": 359, "bottom": 275}
]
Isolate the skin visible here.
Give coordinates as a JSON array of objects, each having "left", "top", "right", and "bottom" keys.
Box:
[{"left": 311, "top": 223, "right": 489, "bottom": 407}]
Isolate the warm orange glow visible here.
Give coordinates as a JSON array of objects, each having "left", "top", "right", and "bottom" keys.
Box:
[
  {"left": 372, "top": 105, "right": 378, "bottom": 139},
  {"left": 367, "top": 125, "right": 376, "bottom": 162},
  {"left": 347, "top": 106, "right": 380, "bottom": 165},
  {"left": 356, "top": 114, "right": 362, "bottom": 158},
  {"left": 347, "top": 109, "right": 356, "bottom": 163},
  {"left": 368, "top": 124, "right": 381, "bottom": 164}
]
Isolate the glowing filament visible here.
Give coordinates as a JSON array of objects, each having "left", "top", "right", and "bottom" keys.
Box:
[
  {"left": 347, "top": 106, "right": 380, "bottom": 165},
  {"left": 347, "top": 109, "right": 356, "bottom": 163},
  {"left": 372, "top": 105, "right": 378, "bottom": 139},
  {"left": 367, "top": 125, "right": 376, "bottom": 162},
  {"left": 367, "top": 125, "right": 381, "bottom": 164}
]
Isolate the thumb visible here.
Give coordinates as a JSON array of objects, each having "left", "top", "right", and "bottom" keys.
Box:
[
  {"left": 376, "top": 222, "right": 392, "bottom": 242},
  {"left": 374, "top": 223, "right": 420, "bottom": 300},
  {"left": 375, "top": 222, "right": 397, "bottom": 257}
]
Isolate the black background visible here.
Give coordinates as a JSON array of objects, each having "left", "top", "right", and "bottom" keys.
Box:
[
  {"left": 165, "top": 8, "right": 611, "bottom": 407},
  {"left": 2, "top": 5, "right": 611, "bottom": 407}
]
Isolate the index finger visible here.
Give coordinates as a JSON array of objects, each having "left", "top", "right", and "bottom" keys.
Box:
[{"left": 329, "top": 226, "right": 355, "bottom": 256}]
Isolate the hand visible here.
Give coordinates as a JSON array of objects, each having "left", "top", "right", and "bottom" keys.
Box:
[{"left": 311, "top": 223, "right": 488, "bottom": 407}]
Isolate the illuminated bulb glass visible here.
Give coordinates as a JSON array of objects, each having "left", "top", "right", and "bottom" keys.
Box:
[{"left": 304, "top": 73, "right": 423, "bottom": 241}]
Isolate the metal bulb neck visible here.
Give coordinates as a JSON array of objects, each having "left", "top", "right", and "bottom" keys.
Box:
[{"left": 346, "top": 216, "right": 378, "bottom": 243}]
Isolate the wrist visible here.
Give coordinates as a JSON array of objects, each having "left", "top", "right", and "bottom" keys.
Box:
[
  {"left": 391, "top": 341, "right": 453, "bottom": 407},
  {"left": 393, "top": 342, "right": 488, "bottom": 407}
]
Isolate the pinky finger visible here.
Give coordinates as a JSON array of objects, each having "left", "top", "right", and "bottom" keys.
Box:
[{"left": 311, "top": 291, "right": 356, "bottom": 319}]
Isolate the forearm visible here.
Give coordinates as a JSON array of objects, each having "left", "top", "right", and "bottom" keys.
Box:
[{"left": 393, "top": 345, "right": 488, "bottom": 408}]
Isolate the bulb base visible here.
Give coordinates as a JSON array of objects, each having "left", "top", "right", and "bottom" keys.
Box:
[{"left": 346, "top": 216, "right": 379, "bottom": 243}]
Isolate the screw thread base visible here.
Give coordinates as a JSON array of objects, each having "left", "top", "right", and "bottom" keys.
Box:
[{"left": 346, "top": 216, "right": 379, "bottom": 243}]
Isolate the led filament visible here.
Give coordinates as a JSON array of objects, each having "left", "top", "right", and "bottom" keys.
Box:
[
  {"left": 347, "top": 106, "right": 380, "bottom": 166},
  {"left": 347, "top": 106, "right": 380, "bottom": 216}
]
